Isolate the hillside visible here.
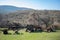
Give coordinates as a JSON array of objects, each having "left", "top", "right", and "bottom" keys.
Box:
[
  {"left": 0, "top": 5, "right": 32, "bottom": 14},
  {"left": 3, "top": 10, "right": 60, "bottom": 24},
  {"left": 0, "top": 9, "right": 60, "bottom": 29}
]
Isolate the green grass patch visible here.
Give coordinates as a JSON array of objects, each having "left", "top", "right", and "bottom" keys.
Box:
[{"left": 0, "top": 30, "right": 60, "bottom": 40}]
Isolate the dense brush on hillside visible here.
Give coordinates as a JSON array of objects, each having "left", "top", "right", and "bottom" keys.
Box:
[{"left": 0, "top": 10, "right": 60, "bottom": 29}]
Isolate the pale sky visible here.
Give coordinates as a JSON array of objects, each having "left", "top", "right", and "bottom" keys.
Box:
[{"left": 0, "top": 0, "right": 60, "bottom": 10}]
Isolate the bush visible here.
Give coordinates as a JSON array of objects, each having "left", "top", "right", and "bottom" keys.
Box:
[{"left": 2, "top": 29, "right": 8, "bottom": 34}]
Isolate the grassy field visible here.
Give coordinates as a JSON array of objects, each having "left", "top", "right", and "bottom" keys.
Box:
[{"left": 0, "top": 29, "right": 60, "bottom": 40}]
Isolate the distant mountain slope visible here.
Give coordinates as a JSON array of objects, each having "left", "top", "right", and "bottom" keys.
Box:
[
  {"left": 0, "top": 5, "right": 32, "bottom": 14},
  {"left": 4, "top": 10, "right": 60, "bottom": 23},
  {"left": 0, "top": 10, "right": 60, "bottom": 29}
]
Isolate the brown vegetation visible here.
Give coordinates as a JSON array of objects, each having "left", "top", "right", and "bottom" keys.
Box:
[{"left": 0, "top": 10, "right": 60, "bottom": 32}]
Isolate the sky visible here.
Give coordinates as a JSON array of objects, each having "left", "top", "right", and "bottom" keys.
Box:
[{"left": 0, "top": 0, "right": 60, "bottom": 10}]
